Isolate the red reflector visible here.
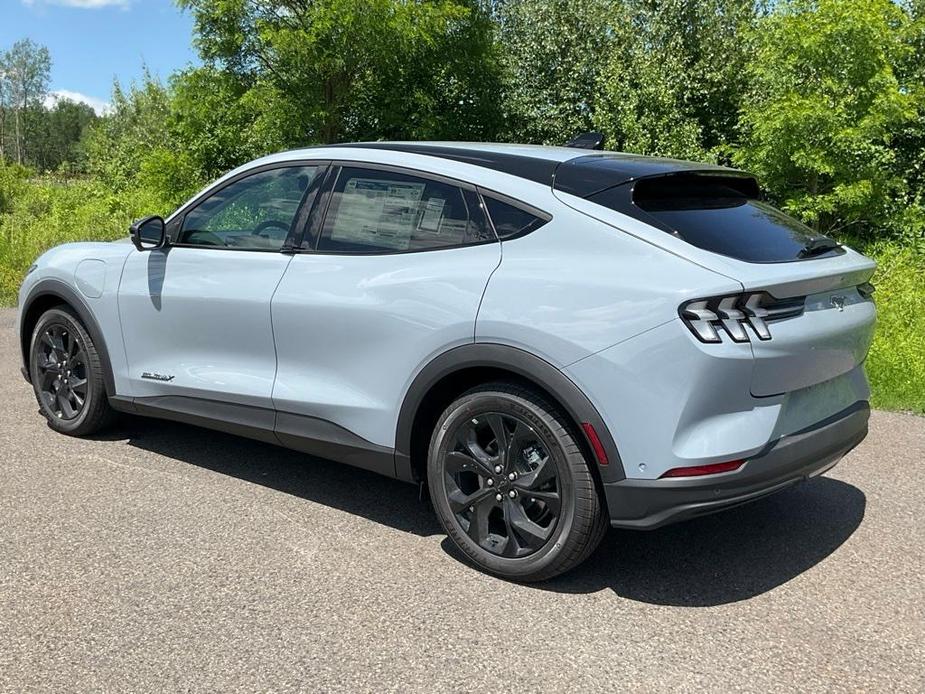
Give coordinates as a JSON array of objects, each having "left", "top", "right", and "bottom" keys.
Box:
[
  {"left": 659, "top": 460, "right": 745, "bottom": 478},
  {"left": 581, "top": 422, "right": 609, "bottom": 466}
]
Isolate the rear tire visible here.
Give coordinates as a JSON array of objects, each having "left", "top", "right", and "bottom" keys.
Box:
[
  {"left": 428, "top": 382, "right": 607, "bottom": 582},
  {"left": 29, "top": 306, "right": 114, "bottom": 437}
]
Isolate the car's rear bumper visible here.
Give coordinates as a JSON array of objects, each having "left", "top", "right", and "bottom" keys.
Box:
[{"left": 604, "top": 401, "right": 869, "bottom": 529}]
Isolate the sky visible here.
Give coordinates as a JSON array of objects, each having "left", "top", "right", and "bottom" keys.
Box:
[{"left": 1, "top": 0, "right": 199, "bottom": 114}]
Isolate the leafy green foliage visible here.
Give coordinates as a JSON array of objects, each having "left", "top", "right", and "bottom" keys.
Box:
[
  {"left": 178, "top": 0, "right": 504, "bottom": 145},
  {"left": 0, "top": 159, "right": 29, "bottom": 214},
  {"left": 861, "top": 238, "right": 925, "bottom": 413},
  {"left": 497, "top": 0, "right": 614, "bottom": 144},
  {"left": 595, "top": 0, "right": 758, "bottom": 159},
  {"left": 499, "top": 0, "right": 757, "bottom": 156},
  {"left": 0, "top": 163, "right": 163, "bottom": 304},
  {"left": 734, "top": 0, "right": 918, "bottom": 236},
  {"left": 0, "top": 38, "right": 51, "bottom": 165},
  {"left": 83, "top": 73, "right": 202, "bottom": 211},
  {"left": 23, "top": 99, "right": 97, "bottom": 172}
]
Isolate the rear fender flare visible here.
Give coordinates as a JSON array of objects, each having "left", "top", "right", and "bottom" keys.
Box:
[{"left": 394, "top": 343, "right": 625, "bottom": 484}]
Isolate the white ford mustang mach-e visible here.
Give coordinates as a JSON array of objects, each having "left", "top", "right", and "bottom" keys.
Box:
[{"left": 18, "top": 141, "right": 876, "bottom": 580}]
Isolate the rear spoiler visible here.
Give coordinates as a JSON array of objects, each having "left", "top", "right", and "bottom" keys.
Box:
[{"left": 553, "top": 154, "right": 754, "bottom": 198}]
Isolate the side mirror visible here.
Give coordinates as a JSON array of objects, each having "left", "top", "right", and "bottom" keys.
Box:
[{"left": 130, "top": 216, "right": 166, "bottom": 251}]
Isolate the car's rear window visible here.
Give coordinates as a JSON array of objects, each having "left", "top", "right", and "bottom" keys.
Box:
[{"left": 588, "top": 176, "right": 843, "bottom": 263}]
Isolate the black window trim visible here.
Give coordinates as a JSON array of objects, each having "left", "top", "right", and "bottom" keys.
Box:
[
  {"left": 162, "top": 157, "right": 555, "bottom": 255},
  {"left": 167, "top": 160, "right": 332, "bottom": 253},
  {"left": 299, "top": 161, "right": 502, "bottom": 257}
]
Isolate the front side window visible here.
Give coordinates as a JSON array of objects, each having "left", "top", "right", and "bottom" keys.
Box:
[
  {"left": 317, "top": 167, "right": 493, "bottom": 253},
  {"left": 179, "top": 166, "right": 319, "bottom": 250}
]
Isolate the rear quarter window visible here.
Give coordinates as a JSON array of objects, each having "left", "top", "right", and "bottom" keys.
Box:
[{"left": 483, "top": 196, "right": 549, "bottom": 240}]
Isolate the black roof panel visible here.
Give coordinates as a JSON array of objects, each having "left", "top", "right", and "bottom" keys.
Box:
[
  {"left": 325, "top": 143, "right": 749, "bottom": 198},
  {"left": 326, "top": 142, "right": 559, "bottom": 187},
  {"left": 553, "top": 153, "right": 743, "bottom": 197}
]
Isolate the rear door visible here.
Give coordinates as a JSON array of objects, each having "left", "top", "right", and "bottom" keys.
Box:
[
  {"left": 118, "top": 164, "right": 324, "bottom": 426},
  {"left": 270, "top": 163, "right": 501, "bottom": 466}
]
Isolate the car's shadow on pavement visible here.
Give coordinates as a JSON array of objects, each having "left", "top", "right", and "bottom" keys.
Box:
[
  {"left": 528, "top": 477, "right": 866, "bottom": 606},
  {"left": 110, "top": 416, "right": 866, "bottom": 608}
]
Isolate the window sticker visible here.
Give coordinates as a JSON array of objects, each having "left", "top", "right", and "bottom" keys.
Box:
[
  {"left": 330, "top": 178, "right": 426, "bottom": 250},
  {"left": 418, "top": 197, "right": 447, "bottom": 233}
]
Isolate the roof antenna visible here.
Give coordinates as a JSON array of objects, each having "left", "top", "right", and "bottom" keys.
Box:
[{"left": 564, "top": 132, "right": 605, "bottom": 150}]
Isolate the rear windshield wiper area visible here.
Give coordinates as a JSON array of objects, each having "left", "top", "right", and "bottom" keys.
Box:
[{"left": 798, "top": 235, "right": 841, "bottom": 258}]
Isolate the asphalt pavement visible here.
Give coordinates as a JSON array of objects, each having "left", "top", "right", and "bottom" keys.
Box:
[{"left": 1, "top": 307, "right": 923, "bottom": 692}]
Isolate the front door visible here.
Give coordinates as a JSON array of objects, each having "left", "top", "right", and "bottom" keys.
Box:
[{"left": 118, "top": 164, "right": 324, "bottom": 426}]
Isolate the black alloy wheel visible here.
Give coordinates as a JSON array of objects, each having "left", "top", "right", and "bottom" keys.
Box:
[
  {"left": 34, "top": 322, "right": 89, "bottom": 421},
  {"left": 29, "top": 307, "right": 114, "bottom": 436},
  {"left": 428, "top": 383, "right": 608, "bottom": 582},
  {"left": 443, "top": 411, "right": 560, "bottom": 557}
]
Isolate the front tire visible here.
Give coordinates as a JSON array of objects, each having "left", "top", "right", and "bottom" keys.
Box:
[
  {"left": 29, "top": 306, "right": 114, "bottom": 437},
  {"left": 428, "top": 382, "right": 607, "bottom": 582}
]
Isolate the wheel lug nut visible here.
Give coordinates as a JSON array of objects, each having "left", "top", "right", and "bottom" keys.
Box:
[
  {"left": 494, "top": 465, "right": 502, "bottom": 474},
  {"left": 508, "top": 490, "right": 517, "bottom": 498},
  {"left": 495, "top": 493, "right": 503, "bottom": 502},
  {"left": 508, "top": 472, "right": 516, "bottom": 480},
  {"left": 486, "top": 479, "right": 494, "bottom": 486}
]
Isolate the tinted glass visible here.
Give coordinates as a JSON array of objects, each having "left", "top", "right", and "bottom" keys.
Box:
[
  {"left": 484, "top": 196, "right": 547, "bottom": 239},
  {"left": 318, "top": 167, "right": 493, "bottom": 253},
  {"left": 180, "top": 166, "right": 318, "bottom": 250},
  {"left": 591, "top": 178, "right": 841, "bottom": 263}
]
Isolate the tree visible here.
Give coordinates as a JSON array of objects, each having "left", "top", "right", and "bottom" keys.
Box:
[
  {"left": 892, "top": 0, "right": 925, "bottom": 236},
  {"left": 497, "top": 0, "right": 758, "bottom": 156},
  {"left": 83, "top": 72, "right": 173, "bottom": 187},
  {"left": 177, "top": 0, "right": 503, "bottom": 145},
  {"left": 24, "top": 98, "right": 97, "bottom": 171},
  {"left": 593, "top": 4, "right": 708, "bottom": 160},
  {"left": 169, "top": 66, "right": 274, "bottom": 180},
  {"left": 1, "top": 39, "right": 51, "bottom": 164},
  {"left": 497, "top": 0, "right": 615, "bottom": 144},
  {"left": 734, "top": 0, "right": 918, "bottom": 237}
]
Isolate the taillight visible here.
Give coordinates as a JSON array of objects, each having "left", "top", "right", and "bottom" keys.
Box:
[
  {"left": 659, "top": 460, "right": 745, "bottom": 478},
  {"left": 680, "top": 292, "right": 804, "bottom": 343}
]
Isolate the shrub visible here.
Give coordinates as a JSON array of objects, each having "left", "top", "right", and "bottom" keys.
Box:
[
  {"left": 0, "top": 175, "right": 167, "bottom": 305},
  {"left": 863, "top": 238, "right": 925, "bottom": 413}
]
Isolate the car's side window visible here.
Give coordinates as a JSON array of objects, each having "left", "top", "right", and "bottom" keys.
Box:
[
  {"left": 179, "top": 166, "right": 319, "bottom": 251},
  {"left": 317, "top": 167, "right": 494, "bottom": 253},
  {"left": 483, "top": 195, "right": 549, "bottom": 240}
]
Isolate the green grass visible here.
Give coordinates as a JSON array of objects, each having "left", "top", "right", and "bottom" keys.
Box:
[
  {"left": 862, "top": 239, "right": 925, "bottom": 414},
  {"left": 2, "top": 173, "right": 923, "bottom": 413}
]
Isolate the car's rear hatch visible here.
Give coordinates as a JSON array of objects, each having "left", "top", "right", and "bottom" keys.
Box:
[
  {"left": 554, "top": 161, "right": 877, "bottom": 397},
  {"left": 724, "top": 254, "right": 876, "bottom": 396}
]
